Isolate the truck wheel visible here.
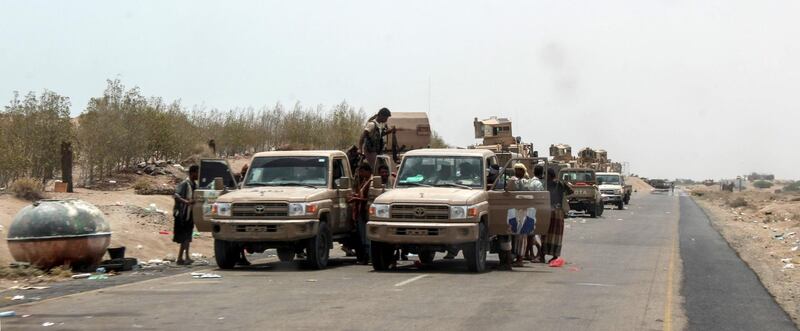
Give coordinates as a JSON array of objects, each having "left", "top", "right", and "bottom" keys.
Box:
[
  {"left": 371, "top": 241, "right": 395, "bottom": 271},
  {"left": 214, "top": 239, "right": 238, "bottom": 270},
  {"left": 588, "top": 204, "right": 597, "bottom": 218},
  {"left": 464, "top": 223, "right": 488, "bottom": 273},
  {"left": 419, "top": 250, "right": 435, "bottom": 264},
  {"left": 304, "top": 222, "right": 331, "bottom": 270},
  {"left": 277, "top": 248, "right": 295, "bottom": 262},
  {"left": 598, "top": 203, "right": 605, "bottom": 216},
  {"left": 617, "top": 201, "right": 624, "bottom": 210}
]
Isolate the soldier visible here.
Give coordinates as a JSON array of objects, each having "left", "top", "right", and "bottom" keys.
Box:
[{"left": 358, "top": 108, "right": 395, "bottom": 169}]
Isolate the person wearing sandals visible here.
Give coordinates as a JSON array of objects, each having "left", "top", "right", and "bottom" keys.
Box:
[{"left": 173, "top": 165, "right": 199, "bottom": 265}]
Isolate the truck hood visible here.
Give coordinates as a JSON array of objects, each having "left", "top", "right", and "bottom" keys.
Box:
[
  {"left": 374, "top": 187, "right": 486, "bottom": 205},
  {"left": 216, "top": 187, "right": 329, "bottom": 203},
  {"left": 598, "top": 184, "right": 623, "bottom": 191}
]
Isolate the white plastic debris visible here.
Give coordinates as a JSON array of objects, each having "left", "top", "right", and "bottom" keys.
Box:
[
  {"left": 191, "top": 272, "right": 221, "bottom": 279},
  {"left": 10, "top": 295, "right": 24, "bottom": 301},
  {"left": 306, "top": 279, "right": 317, "bottom": 282},
  {"left": 109, "top": 180, "right": 117, "bottom": 184},
  {"left": 136, "top": 244, "right": 143, "bottom": 249},
  {"left": 43, "top": 322, "right": 55, "bottom": 327},
  {"left": 71, "top": 273, "right": 91, "bottom": 279},
  {"left": 783, "top": 263, "right": 795, "bottom": 269},
  {"left": 781, "top": 258, "right": 793, "bottom": 264},
  {"left": 792, "top": 246, "right": 799, "bottom": 252}
]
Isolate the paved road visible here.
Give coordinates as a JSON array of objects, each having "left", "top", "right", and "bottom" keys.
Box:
[
  {"left": 679, "top": 195, "right": 796, "bottom": 331},
  {"left": 0, "top": 193, "right": 793, "bottom": 330}
]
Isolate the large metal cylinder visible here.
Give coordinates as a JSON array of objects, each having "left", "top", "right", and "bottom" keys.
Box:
[{"left": 7, "top": 199, "right": 111, "bottom": 269}]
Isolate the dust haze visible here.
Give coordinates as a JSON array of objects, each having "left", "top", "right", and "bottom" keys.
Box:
[{"left": 1, "top": 0, "right": 797, "bottom": 179}]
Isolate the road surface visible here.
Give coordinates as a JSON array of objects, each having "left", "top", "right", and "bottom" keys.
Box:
[{"left": 2, "top": 193, "right": 795, "bottom": 330}]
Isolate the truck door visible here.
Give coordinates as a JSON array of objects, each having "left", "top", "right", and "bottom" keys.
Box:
[
  {"left": 331, "top": 157, "right": 350, "bottom": 232},
  {"left": 192, "top": 159, "right": 238, "bottom": 232},
  {"left": 486, "top": 157, "right": 552, "bottom": 236}
]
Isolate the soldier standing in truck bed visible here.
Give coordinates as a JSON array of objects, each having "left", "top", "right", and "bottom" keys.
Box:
[{"left": 359, "top": 108, "right": 395, "bottom": 170}]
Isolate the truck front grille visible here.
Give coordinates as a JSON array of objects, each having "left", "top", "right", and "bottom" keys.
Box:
[
  {"left": 232, "top": 203, "right": 288, "bottom": 217},
  {"left": 601, "top": 190, "right": 616, "bottom": 195},
  {"left": 390, "top": 205, "right": 449, "bottom": 220}
]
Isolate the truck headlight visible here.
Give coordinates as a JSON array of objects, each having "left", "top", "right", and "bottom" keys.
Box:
[
  {"left": 288, "top": 203, "right": 307, "bottom": 216},
  {"left": 450, "top": 205, "right": 478, "bottom": 219},
  {"left": 213, "top": 203, "right": 232, "bottom": 217},
  {"left": 370, "top": 204, "right": 390, "bottom": 218}
]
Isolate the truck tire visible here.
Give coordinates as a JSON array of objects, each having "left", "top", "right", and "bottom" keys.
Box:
[
  {"left": 277, "top": 248, "right": 295, "bottom": 262},
  {"left": 214, "top": 239, "right": 238, "bottom": 270},
  {"left": 371, "top": 241, "right": 395, "bottom": 271},
  {"left": 419, "top": 250, "right": 435, "bottom": 264},
  {"left": 464, "top": 223, "right": 488, "bottom": 273},
  {"left": 304, "top": 222, "right": 331, "bottom": 270},
  {"left": 617, "top": 200, "right": 624, "bottom": 210},
  {"left": 598, "top": 203, "right": 605, "bottom": 216},
  {"left": 588, "top": 204, "right": 597, "bottom": 218}
]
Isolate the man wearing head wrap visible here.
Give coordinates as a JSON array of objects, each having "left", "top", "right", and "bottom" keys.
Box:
[{"left": 359, "top": 107, "right": 395, "bottom": 171}]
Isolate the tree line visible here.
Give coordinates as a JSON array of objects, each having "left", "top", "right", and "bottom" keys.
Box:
[{"left": 0, "top": 79, "right": 448, "bottom": 187}]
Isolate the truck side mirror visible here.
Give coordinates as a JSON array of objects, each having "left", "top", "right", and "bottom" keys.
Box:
[
  {"left": 372, "top": 176, "right": 384, "bottom": 189},
  {"left": 335, "top": 177, "right": 352, "bottom": 189}
]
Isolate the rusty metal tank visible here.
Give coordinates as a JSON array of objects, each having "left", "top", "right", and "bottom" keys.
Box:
[{"left": 7, "top": 199, "right": 111, "bottom": 269}]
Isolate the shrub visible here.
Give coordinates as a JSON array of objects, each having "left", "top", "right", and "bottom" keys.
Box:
[
  {"left": 10, "top": 178, "right": 45, "bottom": 201},
  {"left": 783, "top": 181, "right": 800, "bottom": 192},
  {"left": 753, "top": 180, "right": 773, "bottom": 189},
  {"left": 728, "top": 197, "right": 748, "bottom": 208},
  {"left": 132, "top": 179, "right": 152, "bottom": 194}
]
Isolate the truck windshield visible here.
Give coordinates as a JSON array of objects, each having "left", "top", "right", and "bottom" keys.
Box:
[
  {"left": 397, "top": 156, "right": 483, "bottom": 189},
  {"left": 244, "top": 156, "right": 328, "bottom": 188},
  {"left": 597, "top": 175, "right": 621, "bottom": 184},
  {"left": 562, "top": 171, "right": 595, "bottom": 182}
]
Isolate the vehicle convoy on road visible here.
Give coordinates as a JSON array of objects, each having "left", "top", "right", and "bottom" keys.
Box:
[
  {"left": 470, "top": 116, "right": 534, "bottom": 166},
  {"left": 195, "top": 150, "right": 394, "bottom": 270},
  {"left": 559, "top": 168, "right": 604, "bottom": 217},
  {"left": 367, "top": 149, "right": 552, "bottom": 272},
  {"left": 597, "top": 172, "right": 628, "bottom": 210}
]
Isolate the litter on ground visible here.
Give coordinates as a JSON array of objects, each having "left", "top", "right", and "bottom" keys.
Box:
[{"left": 191, "top": 272, "right": 222, "bottom": 279}]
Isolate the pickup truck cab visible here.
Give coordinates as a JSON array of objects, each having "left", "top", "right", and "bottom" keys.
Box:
[
  {"left": 597, "top": 172, "right": 626, "bottom": 210},
  {"left": 367, "top": 149, "right": 551, "bottom": 272},
  {"left": 198, "top": 151, "right": 392, "bottom": 270}
]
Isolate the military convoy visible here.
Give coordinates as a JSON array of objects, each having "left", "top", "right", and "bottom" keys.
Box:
[{"left": 188, "top": 113, "right": 631, "bottom": 273}]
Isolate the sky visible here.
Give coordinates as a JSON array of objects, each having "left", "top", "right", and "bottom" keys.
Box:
[{"left": 1, "top": 0, "right": 798, "bottom": 180}]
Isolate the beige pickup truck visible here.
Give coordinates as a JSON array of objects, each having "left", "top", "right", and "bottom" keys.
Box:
[
  {"left": 367, "top": 149, "right": 552, "bottom": 272},
  {"left": 193, "top": 151, "right": 393, "bottom": 270}
]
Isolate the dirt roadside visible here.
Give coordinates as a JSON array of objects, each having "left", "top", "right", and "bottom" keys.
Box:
[{"left": 688, "top": 185, "right": 800, "bottom": 324}]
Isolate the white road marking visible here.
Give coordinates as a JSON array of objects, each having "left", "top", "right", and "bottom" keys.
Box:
[
  {"left": 576, "top": 283, "right": 617, "bottom": 287},
  {"left": 394, "top": 274, "right": 428, "bottom": 287}
]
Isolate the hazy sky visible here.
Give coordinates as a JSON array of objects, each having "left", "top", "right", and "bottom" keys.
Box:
[{"left": 2, "top": 1, "right": 798, "bottom": 179}]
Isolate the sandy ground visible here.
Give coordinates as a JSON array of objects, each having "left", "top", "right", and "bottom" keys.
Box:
[
  {"left": 627, "top": 176, "right": 654, "bottom": 193},
  {"left": 689, "top": 184, "right": 800, "bottom": 323}
]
